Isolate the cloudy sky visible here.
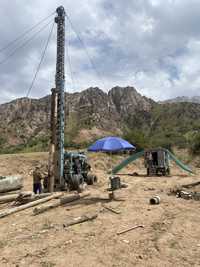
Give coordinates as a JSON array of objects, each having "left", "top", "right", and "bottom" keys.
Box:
[{"left": 0, "top": 0, "right": 200, "bottom": 103}]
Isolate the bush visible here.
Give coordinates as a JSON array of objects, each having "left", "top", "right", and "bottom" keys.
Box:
[
  {"left": 123, "top": 129, "right": 149, "bottom": 151},
  {"left": 149, "top": 135, "right": 173, "bottom": 151},
  {"left": 0, "top": 136, "right": 7, "bottom": 148},
  {"left": 0, "top": 136, "right": 49, "bottom": 154},
  {"left": 189, "top": 132, "right": 200, "bottom": 155}
]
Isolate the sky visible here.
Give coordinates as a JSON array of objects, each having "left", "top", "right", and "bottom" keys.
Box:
[{"left": 0, "top": 0, "right": 200, "bottom": 103}]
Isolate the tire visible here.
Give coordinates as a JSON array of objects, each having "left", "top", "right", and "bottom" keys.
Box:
[
  {"left": 70, "top": 174, "right": 83, "bottom": 191},
  {"left": 93, "top": 175, "right": 97, "bottom": 183},
  {"left": 166, "top": 168, "right": 170, "bottom": 176},
  {"left": 86, "top": 174, "right": 95, "bottom": 185}
]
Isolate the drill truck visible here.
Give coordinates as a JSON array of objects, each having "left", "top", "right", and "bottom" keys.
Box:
[{"left": 48, "top": 6, "right": 97, "bottom": 192}]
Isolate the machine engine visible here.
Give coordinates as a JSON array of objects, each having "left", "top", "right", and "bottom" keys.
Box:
[{"left": 63, "top": 152, "right": 97, "bottom": 191}]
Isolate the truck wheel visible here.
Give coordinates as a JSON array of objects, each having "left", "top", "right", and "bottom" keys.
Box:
[
  {"left": 86, "top": 174, "right": 96, "bottom": 185},
  {"left": 166, "top": 168, "right": 170, "bottom": 175},
  {"left": 93, "top": 175, "right": 97, "bottom": 183},
  {"left": 70, "top": 174, "right": 83, "bottom": 191}
]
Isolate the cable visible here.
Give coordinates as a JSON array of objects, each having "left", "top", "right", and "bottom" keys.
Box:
[
  {"left": 0, "top": 11, "right": 55, "bottom": 54},
  {"left": 65, "top": 13, "right": 106, "bottom": 88},
  {"left": 0, "top": 20, "right": 53, "bottom": 66},
  {"left": 26, "top": 22, "right": 55, "bottom": 98}
]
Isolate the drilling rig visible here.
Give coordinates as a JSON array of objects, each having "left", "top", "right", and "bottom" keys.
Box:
[
  {"left": 54, "top": 6, "right": 65, "bottom": 190},
  {"left": 48, "top": 6, "right": 97, "bottom": 192},
  {"left": 48, "top": 6, "right": 66, "bottom": 192}
]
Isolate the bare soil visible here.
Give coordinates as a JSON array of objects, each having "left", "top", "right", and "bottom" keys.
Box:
[{"left": 0, "top": 152, "right": 200, "bottom": 267}]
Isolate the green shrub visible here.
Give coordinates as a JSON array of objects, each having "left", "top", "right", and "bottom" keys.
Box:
[
  {"left": 0, "top": 136, "right": 49, "bottom": 154},
  {"left": 0, "top": 136, "right": 7, "bottom": 147},
  {"left": 123, "top": 129, "right": 149, "bottom": 151},
  {"left": 189, "top": 132, "right": 200, "bottom": 155}
]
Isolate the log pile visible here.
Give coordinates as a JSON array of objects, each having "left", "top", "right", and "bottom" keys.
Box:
[
  {"left": 0, "top": 192, "right": 63, "bottom": 218},
  {"left": 0, "top": 192, "right": 52, "bottom": 204},
  {"left": 0, "top": 190, "right": 91, "bottom": 219}
]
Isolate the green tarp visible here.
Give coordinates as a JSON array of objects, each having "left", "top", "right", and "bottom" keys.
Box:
[
  {"left": 111, "top": 149, "right": 193, "bottom": 175},
  {"left": 167, "top": 150, "right": 193, "bottom": 174},
  {"left": 111, "top": 150, "right": 145, "bottom": 174}
]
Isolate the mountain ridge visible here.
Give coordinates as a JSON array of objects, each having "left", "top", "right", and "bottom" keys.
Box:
[
  {"left": 0, "top": 86, "right": 200, "bottom": 152},
  {"left": 160, "top": 96, "right": 200, "bottom": 104}
]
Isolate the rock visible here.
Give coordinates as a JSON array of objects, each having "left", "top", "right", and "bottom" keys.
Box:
[
  {"left": 122, "top": 239, "right": 130, "bottom": 244},
  {"left": 0, "top": 86, "right": 200, "bottom": 149},
  {"left": 64, "top": 240, "right": 73, "bottom": 245}
]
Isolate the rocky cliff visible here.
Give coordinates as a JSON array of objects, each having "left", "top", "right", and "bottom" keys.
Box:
[{"left": 0, "top": 86, "right": 199, "bottom": 152}]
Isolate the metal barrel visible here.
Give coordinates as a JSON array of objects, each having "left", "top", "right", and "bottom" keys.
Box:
[
  {"left": 150, "top": 195, "right": 160, "bottom": 205},
  {"left": 110, "top": 176, "right": 121, "bottom": 191}
]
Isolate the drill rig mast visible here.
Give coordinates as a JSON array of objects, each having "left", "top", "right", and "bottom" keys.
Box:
[{"left": 53, "top": 6, "right": 65, "bottom": 190}]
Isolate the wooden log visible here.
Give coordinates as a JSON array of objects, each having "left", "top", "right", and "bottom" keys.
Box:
[
  {"left": 102, "top": 204, "right": 121, "bottom": 214},
  {"left": 117, "top": 225, "right": 144, "bottom": 235},
  {"left": 16, "top": 192, "right": 52, "bottom": 205},
  {"left": 0, "top": 192, "right": 52, "bottom": 204},
  {"left": 0, "top": 194, "right": 19, "bottom": 203},
  {"left": 182, "top": 181, "right": 200, "bottom": 189},
  {"left": 0, "top": 190, "right": 21, "bottom": 196},
  {"left": 0, "top": 192, "right": 63, "bottom": 219},
  {"left": 0, "top": 191, "right": 32, "bottom": 204},
  {"left": 33, "top": 192, "right": 90, "bottom": 215},
  {"left": 63, "top": 213, "right": 98, "bottom": 227}
]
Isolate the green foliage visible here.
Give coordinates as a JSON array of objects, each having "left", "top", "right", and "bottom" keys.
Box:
[
  {"left": 149, "top": 134, "right": 173, "bottom": 151},
  {"left": 1, "top": 100, "right": 200, "bottom": 154},
  {"left": 0, "top": 136, "right": 7, "bottom": 147},
  {"left": 188, "top": 132, "right": 200, "bottom": 155},
  {"left": 0, "top": 136, "right": 49, "bottom": 154},
  {"left": 64, "top": 112, "right": 79, "bottom": 148},
  {"left": 123, "top": 129, "right": 149, "bottom": 151}
]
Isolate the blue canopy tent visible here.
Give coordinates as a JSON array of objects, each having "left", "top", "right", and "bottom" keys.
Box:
[{"left": 88, "top": 136, "right": 135, "bottom": 152}]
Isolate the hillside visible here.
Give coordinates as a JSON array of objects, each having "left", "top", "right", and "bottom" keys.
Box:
[
  {"left": 160, "top": 96, "right": 200, "bottom": 104},
  {"left": 0, "top": 86, "right": 200, "bottom": 153}
]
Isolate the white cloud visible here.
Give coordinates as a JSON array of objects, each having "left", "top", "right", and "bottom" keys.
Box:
[{"left": 0, "top": 0, "right": 200, "bottom": 103}]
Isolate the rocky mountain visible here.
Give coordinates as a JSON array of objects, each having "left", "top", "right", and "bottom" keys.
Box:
[
  {"left": 160, "top": 96, "right": 200, "bottom": 104},
  {"left": 0, "top": 86, "right": 200, "bottom": 152}
]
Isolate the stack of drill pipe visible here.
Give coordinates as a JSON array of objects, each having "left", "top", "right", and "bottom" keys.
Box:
[
  {"left": 33, "top": 192, "right": 90, "bottom": 215},
  {"left": 0, "top": 192, "right": 63, "bottom": 219}
]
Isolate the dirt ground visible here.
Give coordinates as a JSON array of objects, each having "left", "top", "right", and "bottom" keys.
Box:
[{"left": 0, "top": 152, "right": 200, "bottom": 267}]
